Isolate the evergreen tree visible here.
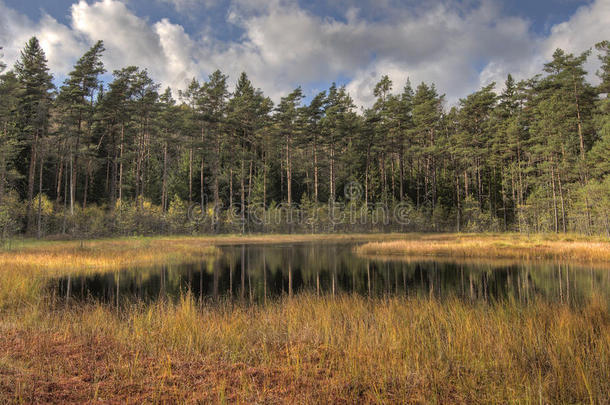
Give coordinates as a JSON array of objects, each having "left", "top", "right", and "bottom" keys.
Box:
[
  {"left": 275, "top": 87, "right": 304, "bottom": 206},
  {"left": 0, "top": 71, "right": 20, "bottom": 205},
  {"left": 56, "top": 41, "right": 105, "bottom": 213},
  {"left": 14, "top": 37, "right": 54, "bottom": 233}
]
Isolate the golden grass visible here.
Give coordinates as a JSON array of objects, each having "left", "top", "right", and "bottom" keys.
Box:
[
  {"left": 356, "top": 233, "right": 610, "bottom": 263},
  {"left": 1, "top": 233, "right": 610, "bottom": 403},
  {"left": 1, "top": 293, "right": 609, "bottom": 403},
  {"left": 0, "top": 233, "right": 407, "bottom": 276},
  {"left": 0, "top": 237, "right": 220, "bottom": 310},
  {"left": 0, "top": 237, "right": 224, "bottom": 273}
]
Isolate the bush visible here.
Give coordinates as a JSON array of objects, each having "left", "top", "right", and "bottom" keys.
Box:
[{"left": 0, "top": 190, "right": 23, "bottom": 243}]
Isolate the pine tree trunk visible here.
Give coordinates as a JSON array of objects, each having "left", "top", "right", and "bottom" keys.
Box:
[
  {"left": 329, "top": 142, "right": 335, "bottom": 203},
  {"left": 391, "top": 157, "right": 395, "bottom": 200},
  {"left": 214, "top": 132, "right": 220, "bottom": 210},
  {"left": 200, "top": 154, "right": 204, "bottom": 212},
  {"left": 189, "top": 147, "right": 193, "bottom": 205},
  {"left": 26, "top": 131, "right": 38, "bottom": 232},
  {"left": 313, "top": 135, "right": 318, "bottom": 202},
  {"left": 0, "top": 154, "right": 5, "bottom": 206},
  {"left": 286, "top": 135, "right": 291, "bottom": 206},
  {"left": 557, "top": 167, "right": 566, "bottom": 233},
  {"left": 248, "top": 160, "right": 253, "bottom": 204},
  {"left": 110, "top": 140, "right": 117, "bottom": 212},
  {"left": 380, "top": 154, "right": 386, "bottom": 204},
  {"left": 241, "top": 159, "right": 245, "bottom": 234},
  {"left": 162, "top": 141, "right": 168, "bottom": 212},
  {"left": 200, "top": 127, "right": 205, "bottom": 212},
  {"left": 550, "top": 161, "right": 559, "bottom": 233},
  {"left": 69, "top": 153, "right": 74, "bottom": 216},
  {"left": 82, "top": 159, "right": 90, "bottom": 210},
  {"left": 37, "top": 153, "right": 44, "bottom": 239},
  {"left": 0, "top": 135, "right": 6, "bottom": 205},
  {"left": 229, "top": 168, "right": 233, "bottom": 208},
  {"left": 365, "top": 158, "right": 369, "bottom": 205},
  {"left": 399, "top": 145, "right": 404, "bottom": 201},
  {"left": 119, "top": 124, "right": 124, "bottom": 202},
  {"left": 62, "top": 160, "right": 68, "bottom": 234},
  {"left": 456, "top": 172, "right": 461, "bottom": 232},
  {"left": 56, "top": 152, "right": 63, "bottom": 205},
  {"left": 263, "top": 153, "right": 267, "bottom": 207},
  {"left": 573, "top": 76, "right": 586, "bottom": 161},
  {"left": 501, "top": 173, "right": 507, "bottom": 231}
]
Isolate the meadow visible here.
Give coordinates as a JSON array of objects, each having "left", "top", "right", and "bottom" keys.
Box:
[{"left": 1, "top": 233, "right": 610, "bottom": 403}]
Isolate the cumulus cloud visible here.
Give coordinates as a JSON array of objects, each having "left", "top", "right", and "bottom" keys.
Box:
[
  {"left": 0, "top": 2, "right": 87, "bottom": 75},
  {"left": 0, "top": 0, "right": 609, "bottom": 108}
]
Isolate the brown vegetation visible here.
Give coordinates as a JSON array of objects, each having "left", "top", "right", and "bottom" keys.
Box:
[{"left": 1, "top": 294, "right": 609, "bottom": 403}]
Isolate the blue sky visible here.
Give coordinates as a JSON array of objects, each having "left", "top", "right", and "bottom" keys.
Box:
[
  {"left": 3, "top": 0, "right": 593, "bottom": 36},
  {"left": 0, "top": 0, "right": 607, "bottom": 107}
]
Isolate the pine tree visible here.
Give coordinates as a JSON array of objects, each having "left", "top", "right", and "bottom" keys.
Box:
[
  {"left": 201, "top": 70, "right": 229, "bottom": 216},
  {"left": 14, "top": 37, "right": 54, "bottom": 233},
  {"left": 591, "top": 41, "right": 610, "bottom": 178},
  {"left": 303, "top": 91, "right": 326, "bottom": 202},
  {"left": 228, "top": 73, "right": 271, "bottom": 232},
  {"left": 275, "top": 87, "right": 304, "bottom": 206},
  {"left": 0, "top": 71, "right": 20, "bottom": 205},
  {"left": 412, "top": 82, "right": 444, "bottom": 210},
  {"left": 56, "top": 41, "right": 105, "bottom": 213}
]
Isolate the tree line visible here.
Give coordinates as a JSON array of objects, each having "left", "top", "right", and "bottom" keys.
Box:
[{"left": 0, "top": 37, "right": 609, "bottom": 238}]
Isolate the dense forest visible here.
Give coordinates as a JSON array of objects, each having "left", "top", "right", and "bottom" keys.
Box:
[{"left": 0, "top": 38, "right": 609, "bottom": 238}]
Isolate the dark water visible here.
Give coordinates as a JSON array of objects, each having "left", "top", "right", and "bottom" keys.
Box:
[{"left": 52, "top": 242, "right": 610, "bottom": 306}]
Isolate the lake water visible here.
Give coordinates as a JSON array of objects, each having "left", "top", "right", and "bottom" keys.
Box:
[{"left": 52, "top": 242, "right": 610, "bottom": 306}]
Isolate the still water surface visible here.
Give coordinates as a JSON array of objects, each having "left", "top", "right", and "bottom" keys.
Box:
[{"left": 52, "top": 242, "right": 610, "bottom": 306}]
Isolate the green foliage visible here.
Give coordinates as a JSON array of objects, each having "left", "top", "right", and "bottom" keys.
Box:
[
  {"left": 3, "top": 37, "right": 610, "bottom": 237},
  {"left": 0, "top": 190, "right": 23, "bottom": 242}
]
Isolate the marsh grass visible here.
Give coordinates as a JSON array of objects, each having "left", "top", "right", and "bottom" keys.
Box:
[
  {"left": 2, "top": 234, "right": 610, "bottom": 403},
  {"left": 356, "top": 233, "right": 610, "bottom": 263},
  {"left": 2, "top": 293, "right": 609, "bottom": 403},
  {"left": 0, "top": 237, "right": 220, "bottom": 310}
]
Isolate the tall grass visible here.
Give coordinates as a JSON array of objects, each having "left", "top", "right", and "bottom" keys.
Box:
[
  {"left": 0, "top": 237, "right": 219, "bottom": 310},
  {"left": 2, "top": 234, "right": 610, "bottom": 402},
  {"left": 2, "top": 293, "right": 609, "bottom": 403},
  {"left": 356, "top": 233, "right": 610, "bottom": 263}
]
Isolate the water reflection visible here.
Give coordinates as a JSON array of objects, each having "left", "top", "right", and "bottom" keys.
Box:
[{"left": 52, "top": 242, "right": 610, "bottom": 307}]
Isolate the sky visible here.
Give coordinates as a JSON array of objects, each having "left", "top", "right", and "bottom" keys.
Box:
[{"left": 0, "top": 0, "right": 609, "bottom": 108}]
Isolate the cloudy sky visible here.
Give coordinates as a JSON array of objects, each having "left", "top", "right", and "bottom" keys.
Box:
[{"left": 1, "top": 0, "right": 609, "bottom": 107}]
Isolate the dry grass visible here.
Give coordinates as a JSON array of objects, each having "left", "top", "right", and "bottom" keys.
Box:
[
  {"left": 1, "top": 233, "right": 610, "bottom": 403},
  {"left": 356, "top": 233, "right": 610, "bottom": 263},
  {"left": 0, "top": 238, "right": 219, "bottom": 274},
  {"left": 0, "top": 237, "right": 220, "bottom": 310},
  {"left": 1, "top": 294, "right": 609, "bottom": 403}
]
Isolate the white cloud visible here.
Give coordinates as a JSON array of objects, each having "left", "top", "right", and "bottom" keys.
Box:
[
  {"left": 157, "top": 0, "right": 215, "bottom": 13},
  {"left": 0, "top": 2, "right": 87, "bottom": 76},
  {"left": 479, "top": 0, "right": 610, "bottom": 96},
  {"left": 1, "top": 0, "right": 609, "bottom": 109}
]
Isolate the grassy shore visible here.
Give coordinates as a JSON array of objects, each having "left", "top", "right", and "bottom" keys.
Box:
[
  {"left": 356, "top": 233, "right": 610, "bottom": 263},
  {"left": 2, "top": 294, "right": 609, "bottom": 403},
  {"left": 1, "top": 233, "right": 610, "bottom": 403}
]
